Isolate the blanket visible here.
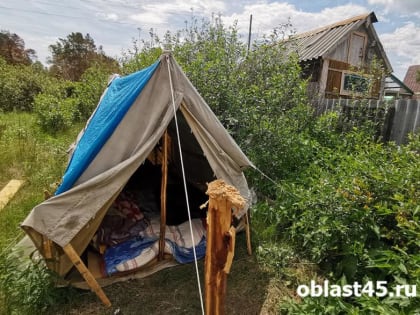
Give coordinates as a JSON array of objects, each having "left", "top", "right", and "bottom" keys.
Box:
[
  {"left": 94, "top": 191, "right": 150, "bottom": 248},
  {"left": 104, "top": 217, "right": 206, "bottom": 276}
]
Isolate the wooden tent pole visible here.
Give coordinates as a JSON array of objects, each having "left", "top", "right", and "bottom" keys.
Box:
[
  {"left": 159, "top": 130, "right": 169, "bottom": 260},
  {"left": 205, "top": 180, "right": 245, "bottom": 315},
  {"left": 62, "top": 244, "right": 111, "bottom": 307}
]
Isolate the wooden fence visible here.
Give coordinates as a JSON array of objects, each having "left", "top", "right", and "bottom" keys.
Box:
[{"left": 312, "top": 98, "right": 420, "bottom": 145}]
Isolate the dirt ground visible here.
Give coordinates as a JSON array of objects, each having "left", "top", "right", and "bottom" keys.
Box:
[{"left": 49, "top": 234, "right": 284, "bottom": 315}]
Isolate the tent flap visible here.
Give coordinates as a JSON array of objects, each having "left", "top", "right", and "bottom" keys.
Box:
[{"left": 55, "top": 61, "right": 160, "bottom": 195}]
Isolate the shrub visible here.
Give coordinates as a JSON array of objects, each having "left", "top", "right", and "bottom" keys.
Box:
[
  {"left": 0, "top": 244, "right": 75, "bottom": 314},
  {"left": 34, "top": 93, "right": 78, "bottom": 133},
  {"left": 73, "top": 63, "right": 118, "bottom": 121},
  {"left": 0, "top": 57, "right": 47, "bottom": 112},
  {"left": 252, "top": 121, "right": 420, "bottom": 312},
  {"left": 232, "top": 44, "right": 313, "bottom": 194}
]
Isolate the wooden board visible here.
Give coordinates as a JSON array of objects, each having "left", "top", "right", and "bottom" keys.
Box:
[
  {"left": 88, "top": 251, "right": 105, "bottom": 279},
  {"left": 0, "top": 179, "right": 25, "bottom": 211}
]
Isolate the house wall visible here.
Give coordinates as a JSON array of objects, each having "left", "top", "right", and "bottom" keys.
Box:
[
  {"left": 317, "top": 26, "right": 383, "bottom": 99},
  {"left": 328, "top": 39, "right": 349, "bottom": 63}
]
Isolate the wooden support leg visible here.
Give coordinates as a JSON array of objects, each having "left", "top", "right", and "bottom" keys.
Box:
[
  {"left": 63, "top": 244, "right": 111, "bottom": 307},
  {"left": 205, "top": 197, "right": 229, "bottom": 315},
  {"left": 43, "top": 235, "right": 53, "bottom": 259}
]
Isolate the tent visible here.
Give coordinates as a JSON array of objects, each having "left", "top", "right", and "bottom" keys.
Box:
[{"left": 20, "top": 52, "right": 253, "bottom": 300}]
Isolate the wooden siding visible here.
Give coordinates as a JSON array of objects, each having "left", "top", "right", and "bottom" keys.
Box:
[
  {"left": 326, "top": 70, "right": 342, "bottom": 97},
  {"left": 327, "top": 39, "right": 348, "bottom": 63}
]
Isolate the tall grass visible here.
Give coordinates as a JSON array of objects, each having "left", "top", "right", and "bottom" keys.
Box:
[
  {"left": 0, "top": 112, "right": 82, "bottom": 249},
  {"left": 0, "top": 112, "right": 83, "bottom": 314}
]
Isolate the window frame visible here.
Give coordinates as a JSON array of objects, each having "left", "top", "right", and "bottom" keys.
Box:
[{"left": 340, "top": 71, "right": 370, "bottom": 96}]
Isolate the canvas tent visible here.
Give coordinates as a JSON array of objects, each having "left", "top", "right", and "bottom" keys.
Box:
[{"left": 20, "top": 52, "right": 253, "bottom": 299}]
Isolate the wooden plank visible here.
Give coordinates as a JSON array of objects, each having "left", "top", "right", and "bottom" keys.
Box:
[
  {"left": 0, "top": 179, "right": 25, "bottom": 211},
  {"left": 63, "top": 244, "right": 111, "bottom": 307}
]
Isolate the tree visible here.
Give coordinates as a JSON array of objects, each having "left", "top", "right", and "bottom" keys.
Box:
[
  {"left": 48, "top": 32, "right": 118, "bottom": 81},
  {"left": 121, "top": 15, "right": 246, "bottom": 124},
  {"left": 0, "top": 30, "right": 36, "bottom": 65}
]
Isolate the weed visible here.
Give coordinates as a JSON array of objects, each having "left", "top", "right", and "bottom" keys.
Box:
[{"left": 0, "top": 241, "right": 77, "bottom": 315}]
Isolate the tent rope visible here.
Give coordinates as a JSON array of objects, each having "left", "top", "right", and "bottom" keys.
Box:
[
  {"left": 253, "top": 166, "right": 278, "bottom": 186},
  {"left": 166, "top": 54, "right": 205, "bottom": 315}
]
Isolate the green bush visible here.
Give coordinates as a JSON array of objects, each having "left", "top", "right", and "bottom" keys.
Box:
[
  {"left": 73, "top": 64, "right": 112, "bottom": 121},
  {"left": 34, "top": 93, "right": 78, "bottom": 133},
  {"left": 0, "top": 57, "right": 47, "bottom": 112},
  {"left": 232, "top": 45, "right": 313, "bottom": 194},
  {"left": 252, "top": 119, "right": 420, "bottom": 312}
]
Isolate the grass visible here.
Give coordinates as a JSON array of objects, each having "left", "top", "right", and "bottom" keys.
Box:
[{"left": 0, "top": 112, "right": 82, "bottom": 249}]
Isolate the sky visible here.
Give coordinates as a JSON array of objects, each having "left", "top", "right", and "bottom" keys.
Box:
[{"left": 0, "top": 0, "right": 419, "bottom": 79}]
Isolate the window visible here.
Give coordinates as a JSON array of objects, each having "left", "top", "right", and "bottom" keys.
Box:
[{"left": 340, "top": 72, "right": 370, "bottom": 95}]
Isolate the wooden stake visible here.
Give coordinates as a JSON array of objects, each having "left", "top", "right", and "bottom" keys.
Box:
[
  {"left": 205, "top": 180, "right": 245, "bottom": 315},
  {"left": 244, "top": 211, "right": 252, "bottom": 255},
  {"left": 63, "top": 244, "right": 111, "bottom": 307},
  {"left": 159, "top": 130, "right": 169, "bottom": 260}
]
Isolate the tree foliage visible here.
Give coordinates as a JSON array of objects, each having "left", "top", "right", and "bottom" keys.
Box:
[
  {"left": 0, "top": 57, "right": 49, "bottom": 111},
  {"left": 122, "top": 15, "right": 246, "bottom": 124},
  {"left": 48, "top": 32, "right": 119, "bottom": 81},
  {"left": 172, "top": 15, "right": 246, "bottom": 121},
  {"left": 0, "top": 30, "right": 36, "bottom": 65},
  {"left": 233, "top": 39, "right": 312, "bottom": 192}
]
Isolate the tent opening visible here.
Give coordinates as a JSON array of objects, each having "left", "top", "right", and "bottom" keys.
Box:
[{"left": 66, "top": 113, "right": 216, "bottom": 282}]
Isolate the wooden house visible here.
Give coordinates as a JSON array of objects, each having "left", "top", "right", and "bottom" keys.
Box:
[
  {"left": 403, "top": 65, "right": 420, "bottom": 99},
  {"left": 287, "top": 12, "right": 392, "bottom": 99}
]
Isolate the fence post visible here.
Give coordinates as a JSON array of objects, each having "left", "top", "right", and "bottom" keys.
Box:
[{"left": 205, "top": 179, "right": 246, "bottom": 315}]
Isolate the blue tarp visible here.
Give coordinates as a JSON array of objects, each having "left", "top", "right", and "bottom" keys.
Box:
[{"left": 55, "top": 60, "right": 160, "bottom": 195}]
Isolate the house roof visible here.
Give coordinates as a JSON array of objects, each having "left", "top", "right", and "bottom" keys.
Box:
[
  {"left": 287, "top": 12, "right": 393, "bottom": 72},
  {"left": 384, "top": 74, "right": 413, "bottom": 96},
  {"left": 403, "top": 65, "right": 420, "bottom": 93}
]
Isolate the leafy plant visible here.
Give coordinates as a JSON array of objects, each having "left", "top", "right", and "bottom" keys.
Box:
[
  {"left": 0, "top": 242, "right": 76, "bottom": 314},
  {"left": 73, "top": 63, "right": 114, "bottom": 121},
  {"left": 0, "top": 57, "right": 47, "bottom": 111},
  {"left": 34, "top": 93, "right": 78, "bottom": 133}
]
